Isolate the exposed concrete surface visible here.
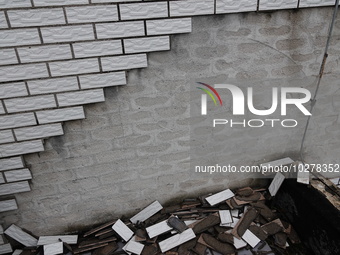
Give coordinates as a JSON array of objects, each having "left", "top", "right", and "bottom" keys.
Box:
[{"left": 1, "top": 8, "right": 339, "bottom": 235}]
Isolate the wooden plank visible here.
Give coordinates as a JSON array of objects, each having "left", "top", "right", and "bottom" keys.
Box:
[
  {"left": 73, "top": 243, "right": 108, "bottom": 254},
  {"left": 242, "top": 229, "right": 260, "bottom": 248},
  {"left": 205, "top": 189, "right": 235, "bottom": 206},
  {"left": 94, "top": 228, "right": 114, "bottom": 237},
  {"left": 123, "top": 239, "right": 144, "bottom": 255},
  {"left": 84, "top": 220, "right": 116, "bottom": 237},
  {"left": 4, "top": 225, "right": 38, "bottom": 247},
  {"left": 146, "top": 220, "right": 172, "bottom": 239},
  {"left": 111, "top": 219, "right": 133, "bottom": 242},
  {"left": 268, "top": 172, "right": 285, "bottom": 196},
  {"left": 159, "top": 228, "right": 196, "bottom": 253},
  {"left": 78, "top": 237, "right": 116, "bottom": 248},
  {"left": 130, "top": 201, "right": 163, "bottom": 224},
  {"left": 0, "top": 244, "right": 13, "bottom": 255},
  {"left": 92, "top": 242, "right": 118, "bottom": 255},
  {"left": 43, "top": 242, "right": 63, "bottom": 255},
  {"left": 38, "top": 235, "right": 78, "bottom": 245}
]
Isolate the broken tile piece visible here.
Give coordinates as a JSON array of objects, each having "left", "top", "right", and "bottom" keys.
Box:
[
  {"left": 12, "top": 249, "right": 23, "bottom": 255},
  {"left": 146, "top": 220, "right": 172, "bottom": 239},
  {"left": 44, "top": 242, "right": 63, "bottom": 255},
  {"left": 205, "top": 189, "right": 235, "bottom": 206},
  {"left": 242, "top": 229, "right": 261, "bottom": 248},
  {"left": 261, "top": 158, "right": 294, "bottom": 175},
  {"left": 38, "top": 235, "right": 78, "bottom": 245},
  {"left": 297, "top": 162, "right": 310, "bottom": 184},
  {"left": 0, "top": 243, "right": 13, "bottom": 255},
  {"left": 219, "top": 210, "right": 232, "bottom": 225},
  {"left": 233, "top": 237, "right": 247, "bottom": 249},
  {"left": 268, "top": 172, "right": 285, "bottom": 196},
  {"left": 130, "top": 201, "right": 163, "bottom": 224},
  {"left": 167, "top": 216, "right": 187, "bottom": 233},
  {"left": 4, "top": 224, "right": 38, "bottom": 247},
  {"left": 159, "top": 228, "right": 196, "bottom": 253},
  {"left": 112, "top": 220, "right": 133, "bottom": 242},
  {"left": 123, "top": 239, "right": 144, "bottom": 255}
]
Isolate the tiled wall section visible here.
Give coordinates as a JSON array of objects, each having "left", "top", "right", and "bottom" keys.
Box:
[{"left": 0, "top": 0, "right": 336, "bottom": 212}]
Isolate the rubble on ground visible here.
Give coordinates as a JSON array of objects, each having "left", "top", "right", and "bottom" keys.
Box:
[{"left": 0, "top": 184, "right": 302, "bottom": 255}]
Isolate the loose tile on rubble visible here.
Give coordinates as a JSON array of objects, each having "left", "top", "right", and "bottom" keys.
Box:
[
  {"left": 158, "top": 228, "right": 196, "bottom": 253},
  {"left": 4, "top": 225, "right": 38, "bottom": 247},
  {"left": 111, "top": 220, "right": 133, "bottom": 242},
  {"left": 205, "top": 189, "right": 235, "bottom": 206},
  {"left": 130, "top": 201, "right": 163, "bottom": 224}
]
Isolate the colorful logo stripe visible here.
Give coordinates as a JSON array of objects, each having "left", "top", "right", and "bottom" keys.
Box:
[{"left": 196, "top": 82, "right": 223, "bottom": 106}]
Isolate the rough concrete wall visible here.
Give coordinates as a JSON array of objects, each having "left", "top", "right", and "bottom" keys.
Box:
[{"left": 1, "top": 7, "right": 340, "bottom": 234}]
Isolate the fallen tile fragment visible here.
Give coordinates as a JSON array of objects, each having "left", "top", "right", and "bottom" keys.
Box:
[
  {"left": 268, "top": 172, "right": 285, "bottom": 196},
  {"left": 159, "top": 228, "right": 196, "bottom": 253},
  {"left": 130, "top": 201, "right": 163, "bottom": 224},
  {"left": 205, "top": 189, "right": 235, "bottom": 206},
  {"left": 112, "top": 220, "right": 133, "bottom": 242},
  {"left": 146, "top": 220, "right": 172, "bottom": 239},
  {"left": 0, "top": 244, "right": 13, "bottom": 255},
  {"left": 4, "top": 225, "right": 38, "bottom": 247},
  {"left": 297, "top": 162, "right": 310, "bottom": 184},
  {"left": 38, "top": 235, "right": 78, "bottom": 245},
  {"left": 123, "top": 238, "right": 144, "bottom": 255},
  {"left": 43, "top": 242, "right": 63, "bottom": 255},
  {"left": 242, "top": 229, "right": 261, "bottom": 248}
]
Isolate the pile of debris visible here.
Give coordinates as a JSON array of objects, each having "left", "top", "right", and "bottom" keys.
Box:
[{"left": 0, "top": 178, "right": 302, "bottom": 255}]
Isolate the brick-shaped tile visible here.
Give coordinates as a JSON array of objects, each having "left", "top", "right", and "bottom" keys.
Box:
[
  {"left": 73, "top": 40, "right": 122, "bottom": 58},
  {"left": 0, "top": 130, "right": 15, "bottom": 144},
  {"left": 101, "top": 53, "right": 147, "bottom": 71},
  {"left": 259, "top": 0, "right": 298, "bottom": 10},
  {"left": 0, "top": 49, "right": 18, "bottom": 66},
  {"left": 170, "top": 0, "right": 215, "bottom": 16},
  {"left": 96, "top": 21, "right": 144, "bottom": 39},
  {"left": 0, "top": 12, "right": 8, "bottom": 29},
  {"left": 79, "top": 72, "right": 126, "bottom": 89},
  {"left": 33, "top": 0, "right": 88, "bottom": 6},
  {"left": 49, "top": 58, "right": 99, "bottom": 77},
  {"left": 0, "top": 140, "right": 44, "bottom": 158},
  {"left": 27, "top": 77, "right": 79, "bottom": 95},
  {"left": 66, "top": 5, "right": 118, "bottom": 23},
  {"left": 4, "top": 169, "right": 32, "bottom": 182},
  {"left": 0, "top": 157, "right": 24, "bottom": 171},
  {"left": 0, "top": 82, "right": 28, "bottom": 99},
  {"left": 36, "top": 106, "right": 85, "bottom": 124},
  {"left": 18, "top": 44, "right": 72, "bottom": 63},
  {"left": 299, "top": 0, "right": 335, "bottom": 7},
  {"left": 0, "top": 113, "right": 36, "bottom": 130},
  {"left": 0, "top": 199, "right": 18, "bottom": 213},
  {"left": 57, "top": 89, "right": 105, "bottom": 107},
  {"left": 14, "top": 123, "right": 64, "bottom": 141},
  {"left": 119, "top": 2, "right": 168, "bottom": 20},
  {"left": 0, "top": 63, "right": 49, "bottom": 83},
  {"left": 8, "top": 8, "right": 66, "bottom": 27},
  {"left": 147, "top": 18, "right": 192, "bottom": 35},
  {"left": 124, "top": 36, "right": 170, "bottom": 54},
  {"left": 0, "top": 181, "right": 31, "bottom": 196},
  {"left": 0, "top": 29, "right": 41, "bottom": 47},
  {"left": 41, "top": 25, "right": 94, "bottom": 43},
  {"left": 5, "top": 95, "right": 56, "bottom": 113},
  {"left": 0, "top": 0, "right": 32, "bottom": 9},
  {"left": 216, "top": 0, "right": 258, "bottom": 14}
]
